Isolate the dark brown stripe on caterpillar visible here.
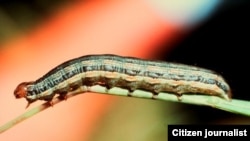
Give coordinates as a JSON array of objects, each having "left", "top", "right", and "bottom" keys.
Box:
[{"left": 14, "top": 54, "right": 231, "bottom": 106}]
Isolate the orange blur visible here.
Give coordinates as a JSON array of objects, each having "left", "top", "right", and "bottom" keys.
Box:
[{"left": 0, "top": 1, "right": 179, "bottom": 141}]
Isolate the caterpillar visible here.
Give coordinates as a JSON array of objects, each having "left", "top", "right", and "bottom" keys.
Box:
[{"left": 14, "top": 54, "right": 231, "bottom": 107}]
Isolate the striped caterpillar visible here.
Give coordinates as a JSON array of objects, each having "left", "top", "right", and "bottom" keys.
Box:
[{"left": 14, "top": 54, "right": 231, "bottom": 107}]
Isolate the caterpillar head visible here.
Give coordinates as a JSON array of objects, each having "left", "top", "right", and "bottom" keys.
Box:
[{"left": 14, "top": 81, "right": 35, "bottom": 108}]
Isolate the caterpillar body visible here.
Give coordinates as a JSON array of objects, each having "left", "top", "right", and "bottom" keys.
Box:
[{"left": 14, "top": 54, "right": 231, "bottom": 107}]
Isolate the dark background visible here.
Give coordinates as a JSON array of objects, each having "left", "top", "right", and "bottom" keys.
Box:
[
  {"left": 162, "top": 1, "right": 250, "bottom": 121},
  {"left": 0, "top": 0, "right": 72, "bottom": 42},
  {"left": 166, "top": 1, "right": 250, "bottom": 100}
]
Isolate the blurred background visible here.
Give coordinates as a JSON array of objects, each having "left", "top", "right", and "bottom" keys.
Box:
[
  {"left": 0, "top": 0, "right": 72, "bottom": 43},
  {"left": 0, "top": 0, "right": 249, "bottom": 141}
]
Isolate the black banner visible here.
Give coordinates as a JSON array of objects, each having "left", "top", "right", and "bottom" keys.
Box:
[{"left": 168, "top": 125, "right": 249, "bottom": 141}]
